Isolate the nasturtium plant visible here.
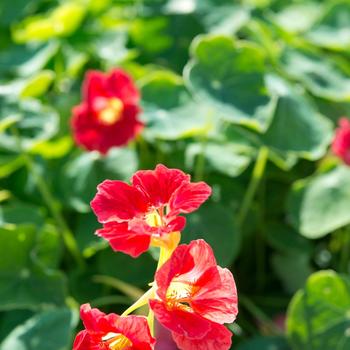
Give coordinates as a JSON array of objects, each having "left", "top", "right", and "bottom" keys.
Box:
[{"left": 287, "top": 270, "right": 350, "bottom": 350}]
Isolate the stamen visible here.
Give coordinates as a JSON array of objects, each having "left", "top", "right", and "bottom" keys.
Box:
[
  {"left": 101, "top": 332, "right": 132, "bottom": 350},
  {"left": 98, "top": 98, "right": 123, "bottom": 125},
  {"left": 145, "top": 209, "right": 163, "bottom": 227},
  {"left": 166, "top": 280, "right": 198, "bottom": 312}
]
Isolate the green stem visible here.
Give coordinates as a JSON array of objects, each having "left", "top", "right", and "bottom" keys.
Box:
[
  {"left": 11, "top": 127, "right": 85, "bottom": 269},
  {"left": 238, "top": 146, "right": 269, "bottom": 227}
]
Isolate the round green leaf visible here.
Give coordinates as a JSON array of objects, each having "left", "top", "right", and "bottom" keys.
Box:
[
  {"left": 306, "top": 1, "right": 350, "bottom": 51},
  {"left": 20, "top": 70, "right": 55, "bottom": 98},
  {"left": 183, "top": 201, "right": 240, "bottom": 266},
  {"left": 237, "top": 336, "right": 290, "bottom": 350},
  {"left": 287, "top": 166, "right": 350, "bottom": 239},
  {"left": 141, "top": 71, "right": 212, "bottom": 140},
  {"left": 184, "top": 34, "right": 277, "bottom": 131},
  {"left": 287, "top": 270, "right": 350, "bottom": 350},
  {"left": 1, "top": 308, "right": 77, "bottom": 350},
  {"left": 263, "top": 75, "right": 333, "bottom": 160},
  {"left": 0, "top": 226, "right": 66, "bottom": 310},
  {"left": 61, "top": 148, "right": 138, "bottom": 212},
  {"left": 280, "top": 49, "right": 350, "bottom": 102}
]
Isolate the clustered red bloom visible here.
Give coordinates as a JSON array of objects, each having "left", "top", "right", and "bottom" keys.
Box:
[
  {"left": 71, "top": 69, "right": 143, "bottom": 154},
  {"left": 150, "top": 240, "right": 238, "bottom": 350},
  {"left": 73, "top": 304, "right": 155, "bottom": 350},
  {"left": 332, "top": 117, "right": 350, "bottom": 165},
  {"left": 73, "top": 164, "right": 238, "bottom": 350},
  {"left": 90, "top": 164, "right": 211, "bottom": 257}
]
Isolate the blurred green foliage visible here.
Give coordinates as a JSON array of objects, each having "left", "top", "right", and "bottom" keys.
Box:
[{"left": 1, "top": 0, "right": 350, "bottom": 349}]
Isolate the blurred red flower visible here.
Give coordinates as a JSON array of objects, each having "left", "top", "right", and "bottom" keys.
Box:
[
  {"left": 332, "top": 117, "right": 350, "bottom": 165},
  {"left": 73, "top": 304, "right": 155, "bottom": 350},
  {"left": 150, "top": 239, "right": 238, "bottom": 350},
  {"left": 91, "top": 164, "right": 211, "bottom": 257},
  {"left": 71, "top": 69, "right": 143, "bottom": 154}
]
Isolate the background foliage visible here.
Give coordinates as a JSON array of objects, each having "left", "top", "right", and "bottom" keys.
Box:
[{"left": 1, "top": 0, "right": 350, "bottom": 349}]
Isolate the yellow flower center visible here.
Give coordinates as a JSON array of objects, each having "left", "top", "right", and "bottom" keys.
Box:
[
  {"left": 102, "top": 332, "right": 133, "bottom": 350},
  {"left": 166, "top": 280, "right": 198, "bottom": 312},
  {"left": 98, "top": 98, "right": 123, "bottom": 125},
  {"left": 145, "top": 210, "right": 163, "bottom": 227}
]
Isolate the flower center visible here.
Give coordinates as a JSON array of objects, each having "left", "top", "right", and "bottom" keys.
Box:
[
  {"left": 101, "top": 332, "right": 133, "bottom": 350},
  {"left": 145, "top": 209, "right": 163, "bottom": 227},
  {"left": 98, "top": 98, "right": 124, "bottom": 125},
  {"left": 166, "top": 280, "right": 198, "bottom": 312}
]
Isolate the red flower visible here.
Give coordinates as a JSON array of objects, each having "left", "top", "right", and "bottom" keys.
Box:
[
  {"left": 73, "top": 304, "right": 155, "bottom": 350},
  {"left": 332, "top": 117, "right": 350, "bottom": 165},
  {"left": 71, "top": 69, "right": 143, "bottom": 154},
  {"left": 149, "top": 239, "right": 238, "bottom": 350},
  {"left": 91, "top": 164, "right": 211, "bottom": 258}
]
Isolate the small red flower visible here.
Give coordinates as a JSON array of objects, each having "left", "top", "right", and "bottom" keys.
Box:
[
  {"left": 73, "top": 304, "right": 155, "bottom": 350},
  {"left": 332, "top": 117, "right": 350, "bottom": 165},
  {"left": 71, "top": 69, "right": 143, "bottom": 154},
  {"left": 91, "top": 164, "right": 211, "bottom": 257},
  {"left": 149, "top": 239, "right": 238, "bottom": 350}
]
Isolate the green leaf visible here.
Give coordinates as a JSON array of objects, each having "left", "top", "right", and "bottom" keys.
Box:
[
  {"left": 0, "top": 225, "right": 67, "bottom": 310},
  {"left": 0, "top": 99, "right": 59, "bottom": 151},
  {"left": 287, "top": 270, "right": 350, "bottom": 350},
  {"left": 140, "top": 71, "right": 212, "bottom": 140},
  {"left": 186, "top": 142, "right": 253, "bottom": 177},
  {"left": 0, "top": 42, "right": 58, "bottom": 78},
  {"left": 262, "top": 75, "right": 333, "bottom": 160},
  {"left": 280, "top": 48, "right": 350, "bottom": 102},
  {"left": 61, "top": 148, "right": 138, "bottom": 212},
  {"left": 0, "top": 202, "right": 45, "bottom": 227},
  {"left": 184, "top": 34, "right": 277, "bottom": 131},
  {"left": 183, "top": 202, "right": 240, "bottom": 266},
  {"left": 306, "top": 1, "right": 350, "bottom": 51},
  {"left": 12, "top": 3, "right": 86, "bottom": 43},
  {"left": 1, "top": 308, "right": 77, "bottom": 350},
  {"left": 20, "top": 70, "right": 55, "bottom": 98},
  {"left": 287, "top": 166, "right": 350, "bottom": 239}
]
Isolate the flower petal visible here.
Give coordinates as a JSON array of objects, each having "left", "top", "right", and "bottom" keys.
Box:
[
  {"left": 150, "top": 299, "right": 211, "bottom": 339},
  {"left": 80, "top": 303, "right": 106, "bottom": 332},
  {"left": 91, "top": 180, "right": 148, "bottom": 223},
  {"left": 192, "top": 267, "right": 238, "bottom": 324},
  {"left": 96, "top": 222, "right": 151, "bottom": 257},
  {"left": 114, "top": 315, "right": 155, "bottom": 349},
  {"left": 172, "top": 322, "right": 232, "bottom": 350},
  {"left": 132, "top": 164, "right": 189, "bottom": 207},
  {"left": 168, "top": 182, "right": 211, "bottom": 216}
]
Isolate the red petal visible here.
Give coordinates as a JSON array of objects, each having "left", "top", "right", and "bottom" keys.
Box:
[
  {"left": 91, "top": 180, "right": 148, "bottom": 223},
  {"left": 192, "top": 267, "right": 238, "bottom": 324},
  {"left": 172, "top": 322, "right": 232, "bottom": 350},
  {"left": 168, "top": 182, "right": 211, "bottom": 216},
  {"left": 155, "top": 240, "right": 217, "bottom": 300},
  {"left": 80, "top": 303, "right": 106, "bottom": 332},
  {"left": 150, "top": 300, "right": 211, "bottom": 339},
  {"left": 73, "top": 330, "right": 92, "bottom": 350},
  {"left": 114, "top": 315, "right": 155, "bottom": 349},
  {"left": 106, "top": 69, "right": 140, "bottom": 104},
  {"left": 96, "top": 222, "right": 151, "bottom": 258},
  {"left": 132, "top": 164, "right": 189, "bottom": 207},
  {"left": 83, "top": 70, "right": 108, "bottom": 103}
]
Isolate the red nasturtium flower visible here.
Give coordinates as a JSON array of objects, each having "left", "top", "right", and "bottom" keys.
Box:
[
  {"left": 149, "top": 239, "right": 238, "bottom": 350},
  {"left": 91, "top": 164, "right": 211, "bottom": 258},
  {"left": 71, "top": 69, "right": 143, "bottom": 154},
  {"left": 73, "top": 304, "right": 155, "bottom": 350},
  {"left": 332, "top": 117, "right": 350, "bottom": 165}
]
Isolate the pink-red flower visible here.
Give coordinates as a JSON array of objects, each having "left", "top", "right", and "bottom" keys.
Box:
[
  {"left": 149, "top": 239, "right": 238, "bottom": 350},
  {"left": 71, "top": 69, "right": 143, "bottom": 154},
  {"left": 91, "top": 164, "right": 211, "bottom": 258},
  {"left": 332, "top": 117, "right": 350, "bottom": 165},
  {"left": 73, "top": 304, "right": 155, "bottom": 350}
]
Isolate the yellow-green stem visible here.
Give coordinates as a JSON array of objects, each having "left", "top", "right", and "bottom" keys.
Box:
[{"left": 238, "top": 146, "right": 269, "bottom": 227}]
